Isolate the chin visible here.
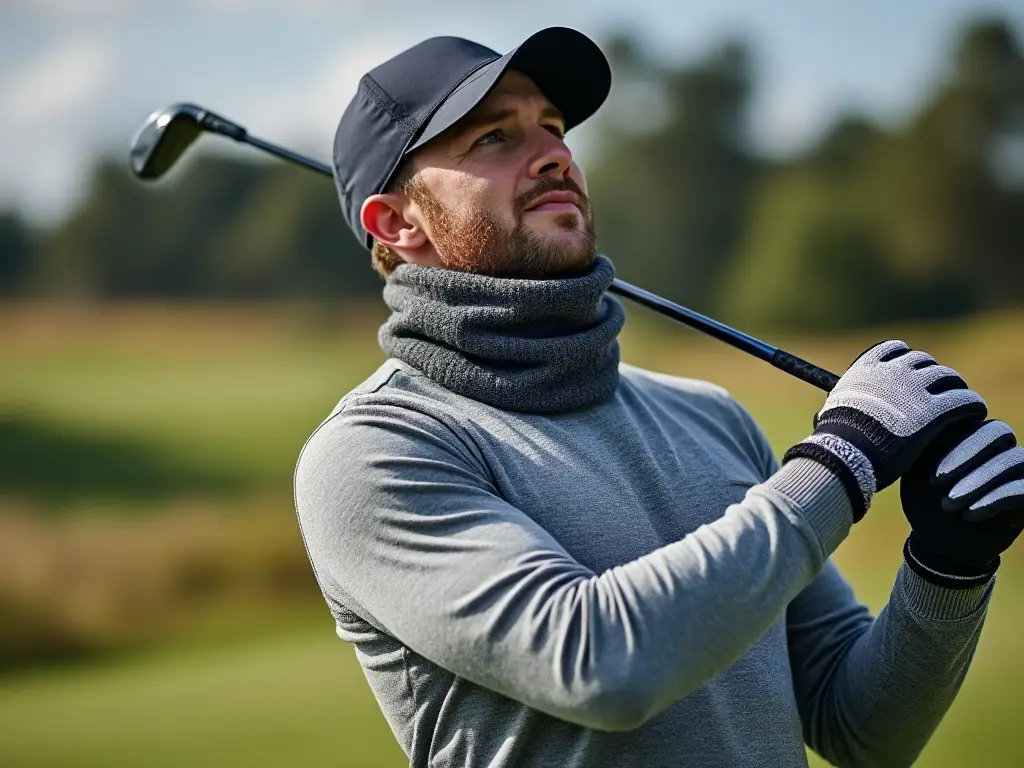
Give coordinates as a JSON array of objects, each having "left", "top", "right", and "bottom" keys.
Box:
[
  {"left": 527, "top": 220, "right": 587, "bottom": 245},
  {"left": 533, "top": 235, "right": 597, "bottom": 278}
]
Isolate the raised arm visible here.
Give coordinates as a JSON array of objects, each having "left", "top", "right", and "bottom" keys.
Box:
[{"left": 294, "top": 396, "right": 850, "bottom": 732}]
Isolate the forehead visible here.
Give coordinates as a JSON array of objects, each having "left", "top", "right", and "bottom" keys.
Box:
[
  {"left": 446, "top": 70, "right": 558, "bottom": 136},
  {"left": 479, "top": 69, "right": 550, "bottom": 106},
  {"left": 408, "top": 70, "right": 560, "bottom": 168}
]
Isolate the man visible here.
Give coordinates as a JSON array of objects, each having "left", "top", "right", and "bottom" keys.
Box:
[{"left": 294, "top": 27, "right": 1024, "bottom": 767}]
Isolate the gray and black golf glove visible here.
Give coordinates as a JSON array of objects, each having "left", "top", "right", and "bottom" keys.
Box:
[
  {"left": 783, "top": 340, "right": 987, "bottom": 521},
  {"left": 902, "top": 418, "right": 1024, "bottom": 589}
]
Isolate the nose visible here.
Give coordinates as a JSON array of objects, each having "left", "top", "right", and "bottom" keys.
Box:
[{"left": 528, "top": 127, "right": 573, "bottom": 179}]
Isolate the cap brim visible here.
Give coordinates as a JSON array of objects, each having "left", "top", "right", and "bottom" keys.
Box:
[{"left": 406, "top": 27, "right": 611, "bottom": 154}]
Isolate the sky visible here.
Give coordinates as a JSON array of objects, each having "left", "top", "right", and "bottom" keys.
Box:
[{"left": 1, "top": 0, "right": 1022, "bottom": 227}]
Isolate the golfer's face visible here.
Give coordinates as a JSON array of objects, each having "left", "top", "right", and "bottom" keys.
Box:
[{"left": 415, "top": 70, "right": 592, "bottom": 250}]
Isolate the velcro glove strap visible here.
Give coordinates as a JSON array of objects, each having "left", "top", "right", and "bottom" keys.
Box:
[{"left": 783, "top": 434, "right": 875, "bottom": 522}]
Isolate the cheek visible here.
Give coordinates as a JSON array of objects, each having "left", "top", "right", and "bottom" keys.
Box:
[
  {"left": 425, "top": 168, "right": 518, "bottom": 225},
  {"left": 462, "top": 177, "right": 517, "bottom": 223}
]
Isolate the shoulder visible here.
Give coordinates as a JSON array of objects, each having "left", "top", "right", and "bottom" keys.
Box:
[
  {"left": 618, "top": 362, "right": 778, "bottom": 478},
  {"left": 317, "top": 358, "right": 483, "bottom": 428},
  {"left": 295, "top": 359, "right": 483, "bottom": 483},
  {"left": 619, "top": 362, "right": 747, "bottom": 426},
  {"left": 619, "top": 362, "right": 733, "bottom": 401}
]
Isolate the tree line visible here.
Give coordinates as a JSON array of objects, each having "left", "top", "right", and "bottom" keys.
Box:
[{"left": 1, "top": 16, "right": 1021, "bottom": 333}]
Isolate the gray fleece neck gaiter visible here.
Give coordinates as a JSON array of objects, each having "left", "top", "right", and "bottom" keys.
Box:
[{"left": 378, "top": 255, "right": 626, "bottom": 413}]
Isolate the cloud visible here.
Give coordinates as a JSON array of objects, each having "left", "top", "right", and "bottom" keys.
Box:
[
  {"left": 191, "top": 0, "right": 481, "bottom": 14},
  {"left": 2, "top": 36, "right": 116, "bottom": 128},
  {"left": 237, "top": 33, "right": 415, "bottom": 152},
  {"left": 3, "top": 0, "right": 136, "bottom": 19},
  {"left": 751, "top": 81, "right": 833, "bottom": 158}
]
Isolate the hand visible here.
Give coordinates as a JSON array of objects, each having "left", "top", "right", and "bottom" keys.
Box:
[
  {"left": 902, "top": 418, "right": 1024, "bottom": 589},
  {"left": 783, "top": 340, "right": 987, "bottom": 521}
]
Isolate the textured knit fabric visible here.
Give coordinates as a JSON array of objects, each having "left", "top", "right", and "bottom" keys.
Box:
[
  {"left": 378, "top": 255, "right": 624, "bottom": 413},
  {"left": 293, "top": 266, "right": 993, "bottom": 768}
]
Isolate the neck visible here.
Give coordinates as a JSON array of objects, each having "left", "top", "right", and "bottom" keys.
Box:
[{"left": 378, "top": 255, "right": 625, "bottom": 413}]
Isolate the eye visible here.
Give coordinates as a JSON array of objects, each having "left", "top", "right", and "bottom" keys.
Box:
[
  {"left": 474, "top": 129, "right": 505, "bottom": 147},
  {"left": 544, "top": 124, "right": 566, "bottom": 140}
]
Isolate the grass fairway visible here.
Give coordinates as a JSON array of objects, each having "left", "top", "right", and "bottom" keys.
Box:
[
  {"left": 2, "top": 598, "right": 1023, "bottom": 768},
  {"left": 1, "top": 303, "right": 1023, "bottom": 766},
  {"left": 0, "top": 627, "right": 406, "bottom": 768}
]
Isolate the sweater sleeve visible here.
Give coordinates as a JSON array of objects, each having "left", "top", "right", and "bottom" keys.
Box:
[
  {"left": 728, "top": 395, "right": 994, "bottom": 767},
  {"left": 294, "top": 396, "right": 854, "bottom": 732},
  {"left": 787, "top": 558, "right": 992, "bottom": 767}
]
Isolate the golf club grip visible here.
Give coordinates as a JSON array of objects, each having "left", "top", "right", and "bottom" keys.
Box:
[{"left": 771, "top": 349, "right": 839, "bottom": 392}]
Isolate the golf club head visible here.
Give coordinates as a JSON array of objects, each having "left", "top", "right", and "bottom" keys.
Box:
[{"left": 130, "top": 103, "right": 206, "bottom": 180}]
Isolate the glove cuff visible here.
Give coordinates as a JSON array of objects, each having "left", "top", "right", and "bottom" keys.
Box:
[
  {"left": 783, "top": 434, "right": 875, "bottom": 522},
  {"left": 903, "top": 535, "right": 998, "bottom": 590}
]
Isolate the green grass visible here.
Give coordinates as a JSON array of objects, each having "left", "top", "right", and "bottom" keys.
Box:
[
  {"left": 3, "top": 595, "right": 1024, "bottom": 768},
  {"left": 0, "top": 626, "right": 406, "bottom": 768},
  {"left": 0, "top": 303, "right": 389, "bottom": 511},
  {"left": 2, "top": 303, "right": 1024, "bottom": 766}
]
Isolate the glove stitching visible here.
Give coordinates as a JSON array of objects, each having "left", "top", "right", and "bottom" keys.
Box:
[
  {"left": 904, "top": 539, "right": 995, "bottom": 590},
  {"left": 905, "top": 541, "right": 983, "bottom": 582}
]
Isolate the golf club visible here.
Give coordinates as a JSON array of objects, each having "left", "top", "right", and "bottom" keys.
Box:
[{"left": 129, "top": 103, "right": 841, "bottom": 393}]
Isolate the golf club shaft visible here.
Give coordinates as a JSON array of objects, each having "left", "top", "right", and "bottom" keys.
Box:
[
  {"left": 247, "top": 135, "right": 333, "bottom": 176},
  {"left": 196, "top": 110, "right": 334, "bottom": 176},
  {"left": 170, "top": 116, "right": 842, "bottom": 392},
  {"left": 605, "top": 280, "right": 839, "bottom": 391}
]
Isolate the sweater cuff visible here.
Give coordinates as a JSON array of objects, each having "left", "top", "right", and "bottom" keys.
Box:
[
  {"left": 897, "top": 561, "right": 994, "bottom": 621},
  {"left": 765, "top": 458, "right": 853, "bottom": 556}
]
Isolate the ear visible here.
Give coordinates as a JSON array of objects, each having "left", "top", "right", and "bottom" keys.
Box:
[{"left": 360, "top": 194, "right": 428, "bottom": 251}]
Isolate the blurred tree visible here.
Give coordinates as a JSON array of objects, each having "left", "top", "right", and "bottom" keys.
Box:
[
  {"left": 35, "top": 154, "right": 382, "bottom": 301},
  {"left": 0, "top": 212, "right": 34, "bottom": 296},
  {"left": 852, "top": 17, "right": 1024, "bottom": 320},
  {"left": 38, "top": 157, "right": 268, "bottom": 298},
  {"left": 9, "top": 15, "right": 1023, "bottom": 333},
  {"left": 586, "top": 33, "right": 760, "bottom": 315},
  {"left": 201, "top": 162, "right": 384, "bottom": 300},
  {"left": 721, "top": 17, "right": 1023, "bottom": 332},
  {"left": 719, "top": 117, "right": 908, "bottom": 331}
]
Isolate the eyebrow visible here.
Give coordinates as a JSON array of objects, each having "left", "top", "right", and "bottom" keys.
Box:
[{"left": 453, "top": 103, "right": 566, "bottom": 138}]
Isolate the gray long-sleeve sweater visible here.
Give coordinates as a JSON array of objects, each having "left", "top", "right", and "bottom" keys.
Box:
[{"left": 293, "top": 359, "right": 992, "bottom": 767}]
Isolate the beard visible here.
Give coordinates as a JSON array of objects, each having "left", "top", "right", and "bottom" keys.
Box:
[{"left": 411, "top": 176, "right": 597, "bottom": 280}]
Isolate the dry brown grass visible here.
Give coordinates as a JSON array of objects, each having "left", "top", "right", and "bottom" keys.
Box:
[{"left": 0, "top": 498, "right": 321, "bottom": 669}]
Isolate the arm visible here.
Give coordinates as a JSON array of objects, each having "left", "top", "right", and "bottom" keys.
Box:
[
  {"left": 294, "top": 396, "right": 852, "bottom": 732},
  {"left": 736, "top": 378, "right": 996, "bottom": 768},
  {"left": 788, "top": 559, "right": 990, "bottom": 768},
  {"left": 792, "top": 415, "right": 1021, "bottom": 766}
]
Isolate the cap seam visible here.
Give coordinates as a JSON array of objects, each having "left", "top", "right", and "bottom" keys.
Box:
[
  {"left": 362, "top": 54, "right": 502, "bottom": 248},
  {"left": 361, "top": 74, "right": 417, "bottom": 135},
  {"left": 403, "top": 55, "right": 501, "bottom": 154}
]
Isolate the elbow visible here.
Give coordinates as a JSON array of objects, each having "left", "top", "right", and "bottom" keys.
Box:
[
  {"left": 571, "top": 671, "right": 662, "bottom": 733},
  {"left": 834, "top": 742, "right": 923, "bottom": 768},
  {"left": 809, "top": 722, "right": 925, "bottom": 768},
  {"left": 826, "top": 751, "right": 919, "bottom": 768},
  {"left": 582, "top": 695, "right": 650, "bottom": 733}
]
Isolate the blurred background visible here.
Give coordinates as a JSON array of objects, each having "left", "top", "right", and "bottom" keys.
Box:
[{"left": 1, "top": 1, "right": 1023, "bottom": 766}]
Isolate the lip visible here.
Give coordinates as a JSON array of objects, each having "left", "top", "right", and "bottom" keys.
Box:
[{"left": 525, "top": 191, "right": 581, "bottom": 213}]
